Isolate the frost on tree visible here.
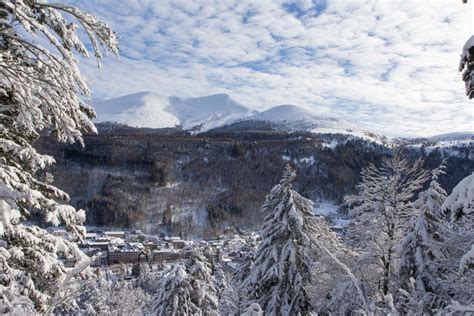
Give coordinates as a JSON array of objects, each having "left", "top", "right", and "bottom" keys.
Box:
[
  {"left": 442, "top": 173, "right": 474, "bottom": 232},
  {"left": 345, "top": 151, "right": 429, "bottom": 307},
  {"left": 0, "top": 0, "right": 117, "bottom": 312},
  {"left": 237, "top": 165, "right": 347, "bottom": 315},
  {"left": 460, "top": 36, "right": 474, "bottom": 99},
  {"left": 440, "top": 173, "right": 474, "bottom": 310},
  {"left": 150, "top": 249, "right": 219, "bottom": 316},
  {"left": 394, "top": 162, "right": 450, "bottom": 313},
  {"left": 214, "top": 262, "right": 237, "bottom": 316}
]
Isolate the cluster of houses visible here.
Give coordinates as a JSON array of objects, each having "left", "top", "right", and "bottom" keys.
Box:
[
  {"left": 52, "top": 227, "right": 262, "bottom": 276},
  {"left": 52, "top": 228, "right": 189, "bottom": 267},
  {"left": 50, "top": 216, "right": 348, "bottom": 276},
  {"left": 214, "top": 232, "right": 261, "bottom": 274}
]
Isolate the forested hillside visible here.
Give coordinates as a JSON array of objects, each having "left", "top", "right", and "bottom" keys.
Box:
[{"left": 36, "top": 123, "right": 473, "bottom": 236}]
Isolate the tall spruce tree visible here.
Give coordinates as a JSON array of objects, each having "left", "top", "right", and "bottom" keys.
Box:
[
  {"left": 150, "top": 249, "right": 219, "bottom": 316},
  {"left": 214, "top": 262, "right": 237, "bottom": 316},
  {"left": 395, "top": 162, "right": 450, "bottom": 313},
  {"left": 460, "top": 36, "right": 474, "bottom": 99},
  {"left": 237, "top": 165, "right": 346, "bottom": 315},
  {"left": 440, "top": 174, "right": 474, "bottom": 311},
  {"left": 0, "top": 1, "right": 118, "bottom": 312}
]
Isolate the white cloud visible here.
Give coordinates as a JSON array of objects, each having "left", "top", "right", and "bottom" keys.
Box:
[{"left": 67, "top": 0, "right": 473, "bottom": 137}]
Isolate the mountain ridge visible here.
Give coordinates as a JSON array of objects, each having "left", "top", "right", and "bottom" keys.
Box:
[
  {"left": 93, "top": 91, "right": 474, "bottom": 142},
  {"left": 93, "top": 91, "right": 367, "bottom": 136}
]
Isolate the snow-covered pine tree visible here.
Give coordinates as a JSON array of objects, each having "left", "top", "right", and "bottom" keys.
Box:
[
  {"left": 345, "top": 151, "right": 429, "bottom": 306},
  {"left": 60, "top": 272, "right": 152, "bottom": 316},
  {"left": 150, "top": 249, "right": 219, "bottom": 316},
  {"left": 0, "top": 1, "right": 118, "bottom": 312},
  {"left": 237, "top": 165, "right": 348, "bottom": 315},
  {"left": 439, "top": 174, "right": 474, "bottom": 310},
  {"left": 443, "top": 173, "right": 474, "bottom": 232},
  {"left": 459, "top": 36, "right": 474, "bottom": 99},
  {"left": 460, "top": 0, "right": 474, "bottom": 98},
  {"left": 214, "top": 262, "right": 238, "bottom": 316},
  {"left": 394, "top": 161, "right": 450, "bottom": 313},
  {"left": 88, "top": 279, "right": 151, "bottom": 316}
]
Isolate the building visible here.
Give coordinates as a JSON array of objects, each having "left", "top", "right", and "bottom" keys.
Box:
[
  {"left": 172, "top": 240, "right": 186, "bottom": 249},
  {"left": 143, "top": 242, "right": 159, "bottom": 250},
  {"left": 90, "top": 253, "right": 108, "bottom": 267},
  {"left": 81, "top": 241, "right": 110, "bottom": 251},
  {"left": 151, "top": 250, "right": 181, "bottom": 262},
  {"left": 108, "top": 250, "right": 148, "bottom": 265},
  {"left": 104, "top": 231, "right": 125, "bottom": 239},
  {"left": 85, "top": 232, "right": 98, "bottom": 240}
]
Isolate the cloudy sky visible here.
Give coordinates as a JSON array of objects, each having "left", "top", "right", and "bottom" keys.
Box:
[{"left": 68, "top": 0, "right": 473, "bottom": 137}]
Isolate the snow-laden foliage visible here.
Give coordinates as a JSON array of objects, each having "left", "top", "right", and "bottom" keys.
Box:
[
  {"left": 442, "top": 173, "right": 474, "bottom": 231},
  {"left": 460, "top": 244, "right": 474, "bottom": 272},
  {"left": 237, "top": 165, "right": 350, "bottom": 315},
  {"left": 213, "top": 262, "right": 238, "bottom": 316},
  {"left": 460, "top": 0, "right": 473, "bottom": 98},
  {"left": 150, "top": 249, "right": 219, "bottom": 316},
  {"left": 439, "top": 173, "right": 474, "bottom": 310},
  {"left": 460, "top": 35, "right": 474, "bottom": 99},
  {"left": 56, "top": 269, "right": 152, "bottom": 316},
  {"left": 394, "top": 162, "right": 451, "bottom": 313},
  {"left": 0, "top": 0, "right": 117, "bottom": 312},
  {"left": 87, "top": 279, "right": 151, "bottom": 316},
  {"left": 345, "top": 151, "right": 429, "bottom": 306}
]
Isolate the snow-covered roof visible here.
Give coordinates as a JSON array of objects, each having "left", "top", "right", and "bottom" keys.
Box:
[{"left": 104, "top": 231, "right": 125, "bottom": 235}]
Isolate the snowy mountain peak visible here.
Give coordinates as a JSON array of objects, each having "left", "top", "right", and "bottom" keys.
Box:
[
  {"left": 253, "top": 104, "right": 318, "bottom": 121},
  {"left": 94, "top": 91, "right": 178, "bottom": 129},
  {"left": 93, "top": 91, "right": 371, "bottom": 138},
  {"left": 248, "top": 104, "right": 356, "bottom": 133},
  {"left": 94, "top": 92, "right": 255, "bottom": 131}
]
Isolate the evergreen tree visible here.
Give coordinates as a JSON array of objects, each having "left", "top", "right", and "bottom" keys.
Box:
[
  {"left": 150, "top": 249, "right": 219, "bottom": 316},
  {"left": 440, "top": 174, "right": 474, "bottom": 310},
  {"left": 395, "top": 162, "right": 450, "bottom": 313},
  {"left": 443, "top": 173, "right": 474, "bottom": 232},
  {"left": 460, "top": 0, "right": 474, "bottom": 98},
  {"left": 459, "top": 36, "right": 474, "bottom": 99},
  {"left": 214, "top": 262, "right": 238, "bottom": 316},
  {"left": 0, "top": 1, "right": 117, "bottom": 312},
  {"left": 237, "top": 165, "right": 345, "bottom": 315},
  {"left": 345, "top": 151, "right": 429, "bottom": 306},
  {"left": 70, "top": 276, "right": 151, "bottom": 316}
]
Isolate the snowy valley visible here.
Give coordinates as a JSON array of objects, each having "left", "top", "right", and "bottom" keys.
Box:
[{"left": 2, "top": 1, "right": 474, "bottom": 315}]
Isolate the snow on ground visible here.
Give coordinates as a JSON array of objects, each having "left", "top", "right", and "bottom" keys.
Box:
[
  {"left": 281, "top": 155, "right": 315, "bottom": 165},
  {"left": 313, "top": 201, "right": 340, "bottom": 216},
  {"left": 313, "top": 128, "right": 393, "bottom": 146},
  {"left": 331, "top": 217, "right": 351, "bottom": 228},
  {"left": 299, "top": 156, "right": 315, "bottom": 165},
  {"left": 406, "top": 134, "right": 473, "bottom": 158},
  {"left": 322, "top": 139, "right": 340, "bottom": 149}
]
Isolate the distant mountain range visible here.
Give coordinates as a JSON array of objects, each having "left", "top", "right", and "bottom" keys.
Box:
[
  {"left": 94, "top": 91, "right": 360, "bottom": 134},
  {"left": 94, "top": 91, "right": 474, "bottom": 147}
]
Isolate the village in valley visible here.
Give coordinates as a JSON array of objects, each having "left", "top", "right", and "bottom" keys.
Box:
[
  {"left": 50, "top": 226, "right": 260, "bottom": 278},
  {"left": 49, "top": 210, "right": 350, "bottom": 280}
]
